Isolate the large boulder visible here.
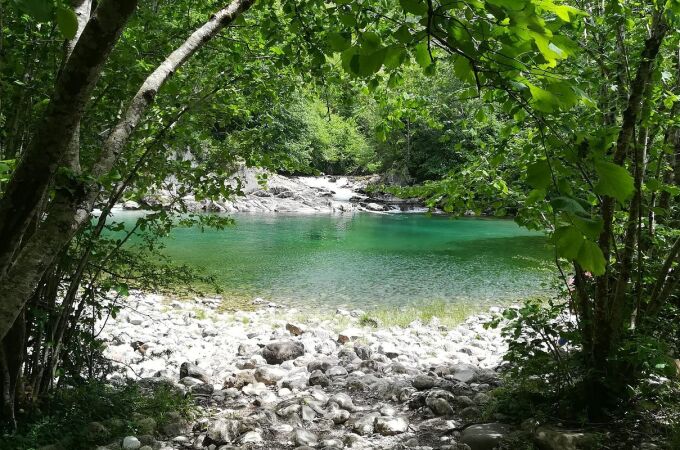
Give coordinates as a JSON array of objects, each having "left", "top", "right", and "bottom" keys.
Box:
[
  {"left": 460, "top": 423, "right": 514, "bottom": 450},
  {"left": 262, "top": 340, "right": 304, "bottom": 364}
]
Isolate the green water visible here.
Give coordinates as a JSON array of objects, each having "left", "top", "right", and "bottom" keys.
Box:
[{"left": 116, "top": 212, "right": 554, "bottom": 309}]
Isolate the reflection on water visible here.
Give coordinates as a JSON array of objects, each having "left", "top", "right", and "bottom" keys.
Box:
[{"left": 112, "top": 212, "right": 555, "bottom": 309}]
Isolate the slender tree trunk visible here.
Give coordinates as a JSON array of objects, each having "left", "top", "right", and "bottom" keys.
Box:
[
  {"left": 588, "top": 10, "right": 668, "bottom": 420},
  {"left": 0, "top": 0, "right": 256, "bottom": 342},
  {"left": 0, "top": 309, "right": 26, "bottom": 431},
  {"left": 94, "top": 0, "right": 256, "bottom": 177}
]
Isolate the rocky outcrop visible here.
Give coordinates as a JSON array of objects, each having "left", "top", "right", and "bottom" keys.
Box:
[{"left": 123, "top": 167, "right": 426, "bottom": 214}]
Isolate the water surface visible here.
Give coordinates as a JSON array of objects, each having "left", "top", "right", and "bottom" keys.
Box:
[{"left": 113, "top": 212, "right": 554, "bottom": 309}]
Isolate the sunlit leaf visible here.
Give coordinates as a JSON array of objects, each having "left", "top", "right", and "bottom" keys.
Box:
[
  {"left": 593, "top": 160, "right": 634, "bottom": 203},
  {"left": 576, "top": 240, "right": 606, "bottom": 275}
]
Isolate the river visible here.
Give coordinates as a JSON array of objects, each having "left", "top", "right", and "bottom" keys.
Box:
[{"left": 113, "top": 211, "right": 554, "bottom": 310}]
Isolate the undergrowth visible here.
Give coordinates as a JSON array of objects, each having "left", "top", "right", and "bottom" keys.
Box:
[{"left": 1, "top": 381, "right": 194, "bottom": 450}]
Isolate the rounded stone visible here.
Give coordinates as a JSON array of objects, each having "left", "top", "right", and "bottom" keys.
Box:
[
  {"left": 122, "top": 436, "right": 141, "bottom": 450},
  {"left": 262, "top": 340, "right": 305, "bottom": 364}
]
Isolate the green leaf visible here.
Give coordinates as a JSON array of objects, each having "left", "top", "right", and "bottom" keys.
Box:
[
  {"left": 399, "top": 0, "right": 428, "bottom": 15},
  {"left": 536, "top": 1, "right": 586, "bottom": 22},
  {"left": 383, "top": 46, "right": 406, "bottom": 69},
  {"left": 553, "top": 226, "right": 583, "bottom": 260},
  {"left": 487, "top": 0, "right": 528, "bottom": 8},
  {"left": 453, "top": 57, "right": 475, "bottom": 84},
  {"left": 115, "top": 283, "right": 130, "bottom": 297},
  {"left": 593, "top": 160, "right": 634, "bottom": 203},
  {"left": 576, "top": 240, "right": 606, "bottom": 275},
  {"left": 414, "top": 42, "right": 431, "bottom": 68},
  {"left": 56, "top": 6, "right": 79, "bottom": 40},
  {"left": 339, "top": 13, "right": 357, "bottom": 27},
  {"left": 361, "top": 31, "right": 382, "bottom": 50},
  {"left": 550, "top": 196, "right": 586, "bottom": 215},
  {"left": 526, "top": 159, "right": 551, "bottom": 189},
  {"left": 528, "top": 82, "right": 559, "bottom": 113},
  {"left": 357, "top": 48, "right": 387, "bottom": 76},
  {"left": 572, "top": 215, "right": 603, "bottom": 240},
  {"left": 526, "top": 188, "right": 546, "bottom": 204},
  {"left": 394, "top": 25, "right": 412, "bottom": 44},
  {"left": 327, "top": 32, "right": 351, "bottom": 52}
]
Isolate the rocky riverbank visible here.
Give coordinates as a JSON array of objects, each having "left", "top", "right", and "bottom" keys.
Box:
[
  {"left": 88, "top": 294, "right": 609, "bottom": 450},
  {"left": 122, "top": 167, "right": 425, "bottom": 214},
  {"left": 94, "top": 294, "right": 520, "bottom": 450}
]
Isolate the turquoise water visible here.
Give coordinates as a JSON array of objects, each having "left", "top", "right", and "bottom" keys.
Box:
[{"left": 115, "top": 212, "right": 554, "bottom": 309}]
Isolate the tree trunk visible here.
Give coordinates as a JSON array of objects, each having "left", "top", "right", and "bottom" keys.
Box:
[
  {"left": 0, "top": 308, "right": 26, "bottom": 431},
  {"left": 0, "top": 0, "right": 138, "bottom": 281},
  {"left": 0, "top": 0, "right": 256, "bottom": 342}
]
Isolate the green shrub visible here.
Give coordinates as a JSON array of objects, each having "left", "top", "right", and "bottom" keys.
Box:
[
  {"left": 484, "top": 296, "right": 680, "bottom": 447},
  {"left": 1, "top": 381, "right": 194, "bottom": 450}
]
